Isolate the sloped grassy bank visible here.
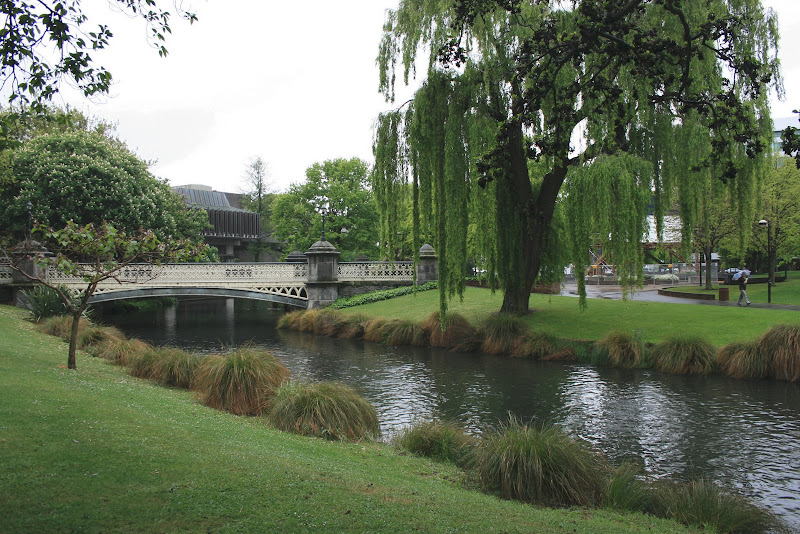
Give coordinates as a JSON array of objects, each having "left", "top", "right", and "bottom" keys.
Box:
[{"left": 0, "top": 305, "right": 695, "bottom": 533}]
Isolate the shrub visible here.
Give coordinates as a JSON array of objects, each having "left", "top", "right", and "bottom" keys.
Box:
[
  {"left": 650, "top": 478, "right": 784, "bottom": 534},
  {"left": 128, "top": 345, "right": 164, "bottom": 381},
  {"left": 363, "top": 318, "right": 388, "bottom": 343},
  {"left": 37, "top": 314, "right": 89, "bottom": 341},
  {"left": 393, "top": 420, "right": 477, "bottom": 468},
  {"left": 594, "top": 331, "right": 647, "bottom": 368},
  {"left": 717, "top": 340, "right": 770, "bottom": 380},
  {"left": 511, "top": 330, "right": 563, "bottom": 359},
  {"left": 328, "top": 281, "right": 437, "bottom": 309},
  {"left": 382, "top": 319, "right": 428, "bottom": 346},
  {"left": 338, "top": 313, "right": 372, "bottom": 339},
  {"left": 477, "top": 314, "right": 530, "bottom": 355},
  {"left": 650, "top": 336, "right": 716, "bottom": 375},
  {"left": 194, "top": 347, "right": 290, "bottom": 416},
  {"left": 20, "top": 285, "right": 75, "bottom": 321},
  {"left": 421, "top": 311, "right": 475, "bottom": 349},
  {"left": 758, "top": 323, "right": 800, "bottom": 382},
  {"left": 93, "top": 338, "right": 154, "bottom": 367},
  {"left": 155, "top": 347, "right": 200, "bottom": 389},
  {"left": 267, "top": 381, "right": 380, "bottom": 441},
  {"left": 475, "top": 418, "right": 608, "bottom": 507}
]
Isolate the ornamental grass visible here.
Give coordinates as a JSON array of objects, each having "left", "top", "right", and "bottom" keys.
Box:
[
  {"left": 92, "top": 337, "right": 154, "bottom": 367},
  {"left": 155, "top": 346, "right": 200, "bottom": 389},
  {"left": 337, "top": 313, "right": 372, "bottom": 339},
  {"left": 593, "top": 331, "right": 647, "bottom": 368},
  {"left": 276, "top": 310, "right": 304, "bottom": 330},
  {"left": 313, "top": 308, "right": 347, "bottom": 337},
  {"left": 757, "top": 323, "right": 800, "bottom": 382},
  {"left": 362, "top": 318, "right": 388, "bottom": 343},
  {"left": 194, "top": 346, "right": 290, "bottom": 416},
  {"left": 37, "top": 314, "right": 89, "bottom": 341},
  {"left": 382, "top": 319, "right": 428, "bottom": 346},
  {"left": 511, "top": 330, "right": 563, "bottom": 359},
  {"left": 602, "top": 462, "right": 654, "bottom": 514},
  {"left": 650, "top": 335, "right": 716, "bottom": 375},
  {"left": 267, "top": 381, "right": 381, "bottom": 442},
  {"left": 649, "top": 479, "right": 784, "bottom": 534},
  {"left": 392, "top": 420, "right": 477, "bottom": 468},
  {"left": 717, "top": 340, "right": 770, "bottom": 380},
  {"left": 127, "top": 345, "right": 164, "bottom": 381},
  {"left": 420, "top": 311, "right": 475, "bottom": 349},
  {"left": 297, "top": 309, "right": 320, "bottom": 333},
  {"left": 77, "top": 324, "right": 125, "bottom": 350},
  {"left": 475, "top": 417, "right": 608, "bottom": 507},
  {"left": 477, "top": 313, "right": 530, "bottom": 355}
]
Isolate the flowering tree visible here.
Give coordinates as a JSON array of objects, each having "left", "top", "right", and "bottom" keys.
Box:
[{"left": 9, "top": 221, "right": 209, "bottom": 370}]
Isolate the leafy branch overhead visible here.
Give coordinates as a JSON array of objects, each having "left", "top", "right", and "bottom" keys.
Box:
[{"left": 0, "top": 0, "right": 197, "bottom": 110}]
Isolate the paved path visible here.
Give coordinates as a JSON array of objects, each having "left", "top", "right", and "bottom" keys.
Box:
[{"left": 559, "top": 282, "right": 800, "bottom": 311}]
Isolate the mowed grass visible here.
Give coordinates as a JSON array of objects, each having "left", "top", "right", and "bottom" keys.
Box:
[
  {"left": 0, "top": 305, "right": 692, "bottom": 533},
  {"left": 670, "top": 271, "right": 800, "bottom": 305},
  {"left": 340, "top": 287, "right": 799, "bottom": 346}
]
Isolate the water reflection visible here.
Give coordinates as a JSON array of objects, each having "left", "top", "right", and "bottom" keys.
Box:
[{"left": 97, "top": 298, "right": 800, "bottom": 528}]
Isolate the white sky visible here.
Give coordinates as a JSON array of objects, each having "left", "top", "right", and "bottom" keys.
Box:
[{"left": 54, "top": 0, "right": 800, "bottom": 194}]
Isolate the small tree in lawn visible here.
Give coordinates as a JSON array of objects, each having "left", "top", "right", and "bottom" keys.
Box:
[{"left": 8, "top": 221, "right": 208, "bottom": 370}]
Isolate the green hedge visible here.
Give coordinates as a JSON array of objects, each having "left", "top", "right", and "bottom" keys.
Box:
[{"left": 329, "top": 282, "right": 437, "bottom": 309}]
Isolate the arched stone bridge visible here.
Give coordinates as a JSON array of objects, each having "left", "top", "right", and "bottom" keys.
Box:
[{"left": 0, "top": 242, "right": 438, "bottom": 309}]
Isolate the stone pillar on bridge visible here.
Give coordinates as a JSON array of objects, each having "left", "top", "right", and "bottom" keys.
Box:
[
  {"left": 305, "top": 239, "right": 340, "bottom": 309},
  {"left": 416, "top": 244, "right": 438, "bottom": 283}
]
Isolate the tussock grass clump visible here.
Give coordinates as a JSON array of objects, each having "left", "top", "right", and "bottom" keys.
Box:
[
  {"left": 511, "top": 330, "right": 563, "bottom": 359},
  {"left": 475, "top": 418, "right": 608, "bottom": 507},
  {"left": 37, "top": 314, "right": 90, "bottom": 341},
  {"left": 650, "top": 335, "right": 716, "bottom": 375},
  {"left": 382, "top": 319, "right": 428, "bottom": 346},
  {"left": 363, "top": 318, "right": 388, "bottom": 343},
  {"left": 297, "top": 310, "right": 320, "bottom": 333},
  {"left": 758, "top": 323, "right": 800, "bottom": 382},
  {"left": 594, "top": 331, "right": 647, "bottom": 368},
  {"left": 155, "top": 347, "right": 200, "bottom": 389},
  {"left": 276, "top": 310, "right": 304, "bottom": 330},
  {"left": 650, "top": 479, "right": 784, "bottom": 534},
  {"left": 127, "top": 346, "right": 164, "bottom": 381},
  {"left": 603, "top": 462, "right": 653, "bottom": 513},
  {"left": 77, "top": 324, "right": 125, "bottom": 350},
  {"left": 194, "top": 347, "right": 290, "bottom": 416},
  {"left": 393, "top": 420, "right": 477, "bottom": 467},
  {"left": 337, "top": 313, "right": 372, "bottom": 339},
  {"left": 421, "top": 312, "right": 475, "bottom": 349},
  {"left": 93, "top": 337, "right": 153, "bottom": 367},
  {"left": 267, "top": 381, "right": 380, "bottom": 441},
  {"left": 477, "top": 313, "right": 530, "bottom": 355},
  {"left": 717, "top": 340, "right": 769, "bottom": 380},
  {"left": 314, "top": 309, "right": 347, "bottom": 337}
]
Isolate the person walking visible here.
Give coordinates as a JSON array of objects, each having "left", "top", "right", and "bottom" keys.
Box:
[{"left": 737, "top": 271, "right": 751, "bottom": 306}]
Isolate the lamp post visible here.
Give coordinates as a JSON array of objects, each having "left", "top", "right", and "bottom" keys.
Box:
[
  {"left": 758, "top": 219, "right": 772, "bottom": 303},
  {"left": 25, "top": 201, "right": 33, "bottom": 241}
]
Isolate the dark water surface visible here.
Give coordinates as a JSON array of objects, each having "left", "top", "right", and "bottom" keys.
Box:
[{"left": 98, "top": 298, "right": 800, "bottom": 528}]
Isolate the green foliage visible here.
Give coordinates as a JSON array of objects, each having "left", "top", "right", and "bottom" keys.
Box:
[
  {"left": 20, "top": 284, "right": 76, "bottom": 321},
  {"left": 194, "top": 347, "right": 290, "bottom": 416},
  {"left": 3, "top": 130, "right": 208, "bottom": 239},
  {"left": 0, "top": 1, "right": 196, "bottom": 111},
  {"left": 393, "top": 420, "right": 477, "bottom": 467},
  {"left": 328, "top": 281, "right": 437, "bottom": 309},
  {"left": 650, "top": 336, "right": 717, "bottom": 375},
  {"left": 475, "top": 418, "right": 608, "bottom": 507},
  {"left": 267, "top": 381, "right": 381, "bottom": 442},
  {"left": 603, "top": 462, "right": 654, "bottom": 514},
  {"left": 271, "top": 158, "right": 380, "bottom": 261}
]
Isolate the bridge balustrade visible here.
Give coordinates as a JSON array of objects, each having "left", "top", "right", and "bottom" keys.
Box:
[{"left": 338, "top": 261, "right": 414, "bottom": 282}]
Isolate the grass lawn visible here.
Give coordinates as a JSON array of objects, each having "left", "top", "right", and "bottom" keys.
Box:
[
  {"left": 0, "top": 305, "right": 693, "bottom": 533},
  {"left": 669, "top": 270, "right": 800, "bottom": 306},
  {"left": 340, "top": 287, "right": 800, "bottom": 346}
]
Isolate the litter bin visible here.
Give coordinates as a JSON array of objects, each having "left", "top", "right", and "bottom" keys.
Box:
[{"left": 719, "top": 287, "right": 729, "bottom": 301}]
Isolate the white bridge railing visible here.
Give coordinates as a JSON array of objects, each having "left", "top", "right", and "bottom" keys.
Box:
[{"left": 338, "top": 261, "right": 414, "bottom": 281}]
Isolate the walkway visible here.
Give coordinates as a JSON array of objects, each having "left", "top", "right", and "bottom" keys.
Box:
[{"left": 559, "top": 282, "right": 800, "bottom": 311}]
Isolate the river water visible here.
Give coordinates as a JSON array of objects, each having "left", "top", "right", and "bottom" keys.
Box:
[{"left": 97, "top": 298, "right": 800, "bottom": 528}]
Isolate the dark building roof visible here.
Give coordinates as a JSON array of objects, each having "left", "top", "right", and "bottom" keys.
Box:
[
  {"left": 173, "top": 186, "right": 251, "bottom": 213},
  {"left": 173, "top": 185, "right": 260, "bottom": 240}
]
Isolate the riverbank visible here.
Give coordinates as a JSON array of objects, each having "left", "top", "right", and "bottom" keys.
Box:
[{"left": 0, "top": 305, "right": 694, "bottom": 533}]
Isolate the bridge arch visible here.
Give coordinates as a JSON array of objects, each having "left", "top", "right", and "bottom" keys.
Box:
[{"left": 88, "top": 287, "right": 308, "bottom": 308}]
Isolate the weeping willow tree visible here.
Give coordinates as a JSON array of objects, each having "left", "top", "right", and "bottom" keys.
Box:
[{"left": 373, "top": 0, "right": 781, "bottom": 316}]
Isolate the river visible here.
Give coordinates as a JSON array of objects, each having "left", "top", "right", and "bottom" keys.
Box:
[{"left": 96, "top": 298, "right": 800, "bottom": 528}]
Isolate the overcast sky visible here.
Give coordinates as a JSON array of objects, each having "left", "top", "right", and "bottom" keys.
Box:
[{"left": 55, "top": 0, "right": 800, "bottom": 194}]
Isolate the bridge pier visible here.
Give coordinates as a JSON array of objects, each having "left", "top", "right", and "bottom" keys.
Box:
[{"left": 305, "top": 238, "right": 340, "bottom": 309}]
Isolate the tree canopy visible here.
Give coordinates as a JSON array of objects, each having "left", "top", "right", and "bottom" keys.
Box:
[
  {"left": 374, "top": 0, "right": 781, "bottom": 316},
  {"left": 0, "top": 1, "right": 196, "bottom": 110},
  {"left": 271, "top": 158, "right": 379, "bottom": 261},
  {"left": 1, "top": 129, "right": 208, "bottom": 240}
]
